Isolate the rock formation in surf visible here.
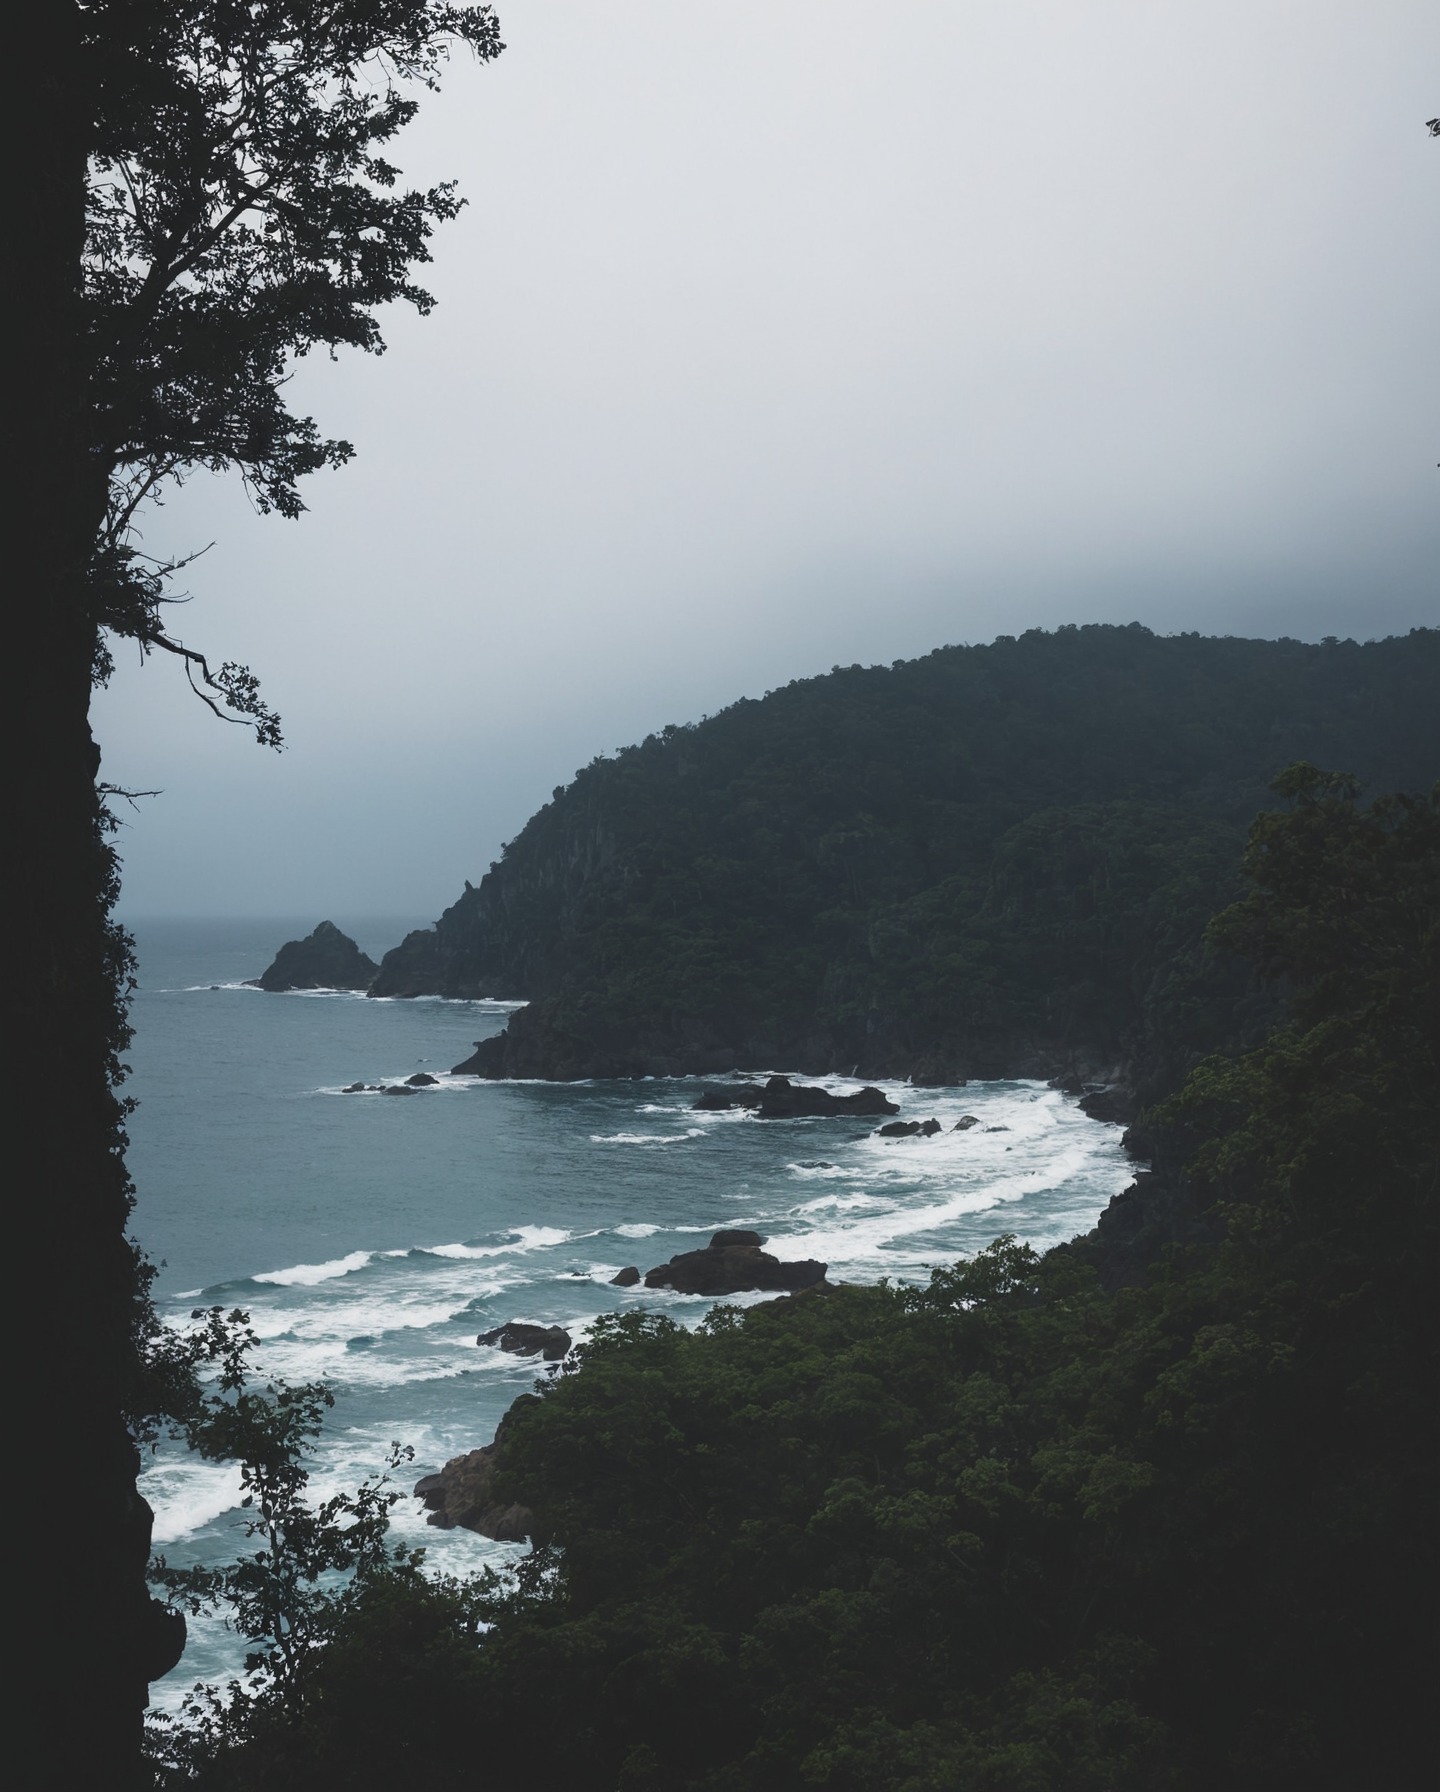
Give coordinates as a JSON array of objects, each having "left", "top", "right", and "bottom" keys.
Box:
[{"left": 247, "top": 921, "right": 378, "bottom": 992}]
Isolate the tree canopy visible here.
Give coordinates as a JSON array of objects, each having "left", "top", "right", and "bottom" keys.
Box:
[
  {"left": 158, "top": 770, "right": 1438, "bottom": 1790},
  {"left": 83, "top": 0, "right": 504, "bottom": 733}
]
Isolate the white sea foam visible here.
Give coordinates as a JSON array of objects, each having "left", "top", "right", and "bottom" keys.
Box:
[
  {"left": 253, "top": 1249, "right": 374, "bottom": 1286},
  {"left": 614, "top": 1222, "right": 661, "bottom": 1238},
  {"left": 590, "top": 1129, "right": 706, "bottom": 1145},
  {"left": 426, "top": 1225, "right": 570, "bottom": 1258},
  {"left": 144, "top": 1459, "right": 246, "bottom": 1546}
]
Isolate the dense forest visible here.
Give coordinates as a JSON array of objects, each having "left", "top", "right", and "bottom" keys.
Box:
[
  {"left": 374, "top": 625, "right": 1439, "bottom": 1104},
  {"left": 151, "top": 766, "right": 1439, "bottom": 1791}
]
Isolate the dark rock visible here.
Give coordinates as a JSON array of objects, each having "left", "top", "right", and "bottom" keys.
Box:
[
  {"left": 753, "top": 1076, "right": 898, "bottom": 1120},
  {"left": 404, "top": 1072, "right": 440, "bottom": 1086},
  {"left": 610, "top": 1266, "right": 641, "bottom": 1287},
  {"left": 1079, "top": 1085, "right": 1137, "bottom": 1125},
  {"left": 919, "top": 1118, "right": 942, "bottom": 1135},
  {"left": 412, "top": 1396, "right": 544, "bottom": 1541},
  {"left": 952, "top": 1115, "right": 980, "bottom": 1131},
  {"left": 380, "top": 1083, "right": 416, "bottom": 1096},
  {"left": 341, "top": 1081, "right": 367, "bottom": 1093},
  {"left": 1060, "top": 1167, "right": 1220, "bottom": 1291},
  {"left": 476, "top": 1321, "right": 572, "bottom": 1360},
  {"left": 248, "top": 920, "right": 379, "bottom": 993},
  {"left": 141, "top": 1598, "right": 187, "bottom": 1683},
  {"left": 877, "top": 1120, "right": 922, "bottom": 1137},
  {"left": 691, "top": 1086, "right": 764, "bottom": 1111},
  {"left": 710, "top": 1229, "right": 765, "bottom": 1248},
  {"left": 644, "top": 1233, "right": 827, "bottom": 1295}
]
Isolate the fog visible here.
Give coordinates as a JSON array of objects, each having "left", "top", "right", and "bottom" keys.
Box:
[{"left": 94, "top": 0, "right": 1439, "bottom": 918}]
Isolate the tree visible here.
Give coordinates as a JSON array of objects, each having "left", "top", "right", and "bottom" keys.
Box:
[{"left": 11, "top": 6, "right": 501, "bottom": 1783}]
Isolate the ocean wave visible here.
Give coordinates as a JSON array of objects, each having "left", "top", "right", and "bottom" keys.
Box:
[
  {"left": 589, "top": 1129, "right": 706, "bottom": 1145},
  {"left": 613, "top": 1222, "right": 661, "bottom": 1238},
  {"left": 425, "top": 1226, "right": 571, "bottom": 1258},
  {"left": 144, "top": 1459, "right": 246, "bottom": 1546},
  {"left": 252, "top": 1249, "right": 375, "bottom": 1287}
]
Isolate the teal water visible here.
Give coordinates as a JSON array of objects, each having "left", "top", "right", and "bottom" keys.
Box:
[{"left": 125, "top": 918, "right": 1135, "bottom": 1705}]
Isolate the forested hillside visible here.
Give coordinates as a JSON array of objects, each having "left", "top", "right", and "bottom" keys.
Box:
[
  {"left": 373, "top": 625, "right": 1440, "bottom": 1099},
  {"left": 155, "top": 769, "right": 1439, "bottom": 1792}
]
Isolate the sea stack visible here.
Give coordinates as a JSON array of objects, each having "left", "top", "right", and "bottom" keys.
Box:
[{"left": 247, "top": 921, "right": 379, "bottom": 992}]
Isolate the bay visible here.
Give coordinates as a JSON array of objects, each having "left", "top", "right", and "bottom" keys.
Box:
[{"left": 124, "top": 917, "right": 1134, "bottom": 1704}]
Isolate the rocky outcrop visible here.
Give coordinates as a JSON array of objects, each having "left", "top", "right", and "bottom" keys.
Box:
[
  {"left": 247, "top": 921, "right": 378, "bottom": 992},
  {"left": 876, "top": 1118, "right": 942, "bottom": 1138},
  {"left": 610, "top": 1266, "right": 641, "bottom": 1286},
  {"left": 690, "top": 1077, "right": 898, "bottom": 1119},
  {"left": 644, "top": 1230, "right": 827, "bottom": 1295},
  {"left": 692, "top": 1086, "right": 763, "bottom": 1111},
  {"left": 477, "top": 1321, "right": 572, "bottom": 1360},
  {"left": 413, "top": 1396, "right": 542, "bottom": 1541}
]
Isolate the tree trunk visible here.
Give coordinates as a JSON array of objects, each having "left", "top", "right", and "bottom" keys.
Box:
[{"left": 10, "top": 5, "right": 171, "bottom": 1782}]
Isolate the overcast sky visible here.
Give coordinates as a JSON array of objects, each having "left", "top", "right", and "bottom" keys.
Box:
[{"left": 96, "top": 0, "right": 1438, "bottom": 920}]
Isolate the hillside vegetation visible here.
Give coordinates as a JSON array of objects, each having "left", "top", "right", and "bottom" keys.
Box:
[
  {"left": 154, "top": 769, "right": 1440, "bottom": 1792},
  {"left": 373, "top": 626, "right": 1440, "bottom": 1099}
]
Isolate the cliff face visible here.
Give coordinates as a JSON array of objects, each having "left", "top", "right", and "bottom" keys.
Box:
[
  {"left": 379, "top": 626, "right": 1439, "bottom": 1091},
  {"left": 366, "top": 807, "right": 624, "bottom": 1000}
]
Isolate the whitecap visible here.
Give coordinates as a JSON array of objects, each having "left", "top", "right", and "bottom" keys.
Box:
[
  {"left": 144, "top": 1459, "right": 246, "bottom": 1546},
  {"left": 613, "top": 1222, "right": 661, "bottom": 1238},
  {"left": 253, "top": 1249, "right": 374, "bottom": 1287},
  {"left": 589, "top": 1130, "right": 705, "bottom": 1146}
]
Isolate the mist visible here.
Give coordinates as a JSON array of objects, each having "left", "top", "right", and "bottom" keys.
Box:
[{"left": 93, "top": 0, "right": 1439, "bottom": 918}]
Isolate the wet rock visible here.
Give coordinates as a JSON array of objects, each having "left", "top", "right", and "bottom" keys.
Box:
[
  {"left": 709, "top": 1229, "right": 765, "bottom": 1248},
  {"left": 610, "top": 1266, "right": 641, "bottom": 1287},
  {"left": 405, "top": 1072, "right": 440, "bottom": 1087},
  {"left": 754, "top": 1076, "right": 898, "bottom": 1120},
  {"left": 341, "top": 1082, "right": 367, "bottom": 1093},
  {"left": 952, "top": 1115, "right": 980, "bottom": 1131},
  {"left": 413, "top": 1397, "right": 543, "bottom": 1542},
  {"left": 380, "top": 1083, "right": 416, "bottom": 1096},
  {"left": 1079, "top": 1085, "right": 1136, "bottom": 1125},
  {"left": 477, "top": 1321, "right": 572, "bottom": 1361},
  {"left": 644, "top": 1234, "right": 827, "bottom": 1295},
  {"left": 691, "top": 1085, "right": 764, "bottom": 1111}
]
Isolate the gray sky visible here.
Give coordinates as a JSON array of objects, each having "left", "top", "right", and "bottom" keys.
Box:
[{"left": 96, "top": 0, "right": 1439, "bottom": 919}]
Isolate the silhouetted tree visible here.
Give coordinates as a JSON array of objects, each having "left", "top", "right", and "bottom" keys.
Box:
[{"left": 11, "top": 6, "right": 501, "bottom": 1784}]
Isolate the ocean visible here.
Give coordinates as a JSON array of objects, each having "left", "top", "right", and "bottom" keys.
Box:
[{"left": 125, "top": 917, "right": 1135, "bottom": 1706}]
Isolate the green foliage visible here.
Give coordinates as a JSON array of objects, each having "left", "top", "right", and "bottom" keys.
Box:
[
  {"left": 417, "top": 626, "right": 1439, "bottom": 1099},
  {"left": 204, "top": 766, "right": 1434, "bottom": 1792},
  {"left": 145, "top": 1314, "right": 453, "bottom": 1784},
  {"left": 82, "top": 0, "right": 504, "bottom": 734},
  {"left": 160, "top": 770, "right": 1435, "bottom": 1788}
]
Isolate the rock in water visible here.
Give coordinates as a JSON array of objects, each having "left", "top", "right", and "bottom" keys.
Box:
[
  {"left": 610, "top": 1266, "right": 641, "bottom": 1287},
  {"left": 246, "top": 921, "right": 379, "bottom": 992},
  {"left": 413, "top": 1396, "right": 542, "bottom": 1541},
  {"left": 476, "top": 1321, "right": 572, "bottom": 1360},
  {"left": 644, "top": 1231, "right": 827, "bottom": 1295},
  {"left": 752, "top": 1076, "right": 899, "bottom": 1120}
]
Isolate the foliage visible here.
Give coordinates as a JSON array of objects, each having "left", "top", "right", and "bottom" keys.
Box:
[
  {"left": 82, "top": 0, "right": 504, "bottom": 735},
  {"left": 191, "top": 769, "right": 1437, "bottom": 1790},
  {"left": 399, "top": 625, "right": 1439, "bottom": 1101},
  {"left": 145, "top": 1314, "right": 449, "bottom": 1785}
]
